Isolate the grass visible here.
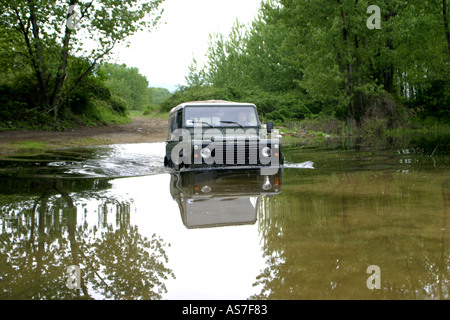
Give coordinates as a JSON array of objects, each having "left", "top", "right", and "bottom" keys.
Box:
[
  {"left": 0, "top": 138, "right": 111, "bottom": 159},
  {"left": 130, "top": 109, "right": 169, "bottom": 120},
  {"left": 2, "top": 110, "right": 447, "bottom": 158},
  {"left": 274, "top": 115, "right": 450, "bottom": 151},
  {"left": 10, "top": 140, "right": 49, "bottom": 150}
]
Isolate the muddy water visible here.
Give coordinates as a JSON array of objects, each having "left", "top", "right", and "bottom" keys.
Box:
[{"left": 0, "top": 141, "right": 448, "bottom": 300}]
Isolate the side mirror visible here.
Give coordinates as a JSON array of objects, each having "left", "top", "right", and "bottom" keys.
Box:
[
  {"left": 171, "top": 123, "right": 178, "bottom": 132},
  {"left": 266, "top": 121, "right": 273, "bottom": 133}
]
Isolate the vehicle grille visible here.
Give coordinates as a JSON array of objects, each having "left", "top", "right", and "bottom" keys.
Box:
[{"left": 203, "top": 141, "right": 260, "bottom": 165}]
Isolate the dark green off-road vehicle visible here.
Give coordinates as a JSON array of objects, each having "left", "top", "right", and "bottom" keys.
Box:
[{"left": 163, "top": 100, "right": 283, "bottom": 173}]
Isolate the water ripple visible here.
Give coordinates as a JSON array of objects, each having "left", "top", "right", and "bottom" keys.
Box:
[{"left": 283, "top": 161, "right": 315, "bottom": 169}]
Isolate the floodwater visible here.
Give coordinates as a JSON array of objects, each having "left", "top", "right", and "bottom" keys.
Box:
[{"left": 0, "top": 138, "right": 448, "bottom": 300}]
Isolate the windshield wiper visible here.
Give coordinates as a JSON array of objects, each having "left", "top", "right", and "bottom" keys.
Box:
[
  {"left": 220, "top": 120, "right": 243, "bottom": 128},
  {"left": 193, "top": 120, "right": 213, "bottom": 128}
]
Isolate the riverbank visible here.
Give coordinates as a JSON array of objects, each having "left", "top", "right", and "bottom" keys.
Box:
[
  {"left": 0, "top": 117, "right": 168, "bottom": 158},
  {"left": 1, "top": 114, "right": 448, "bottom": 159}
]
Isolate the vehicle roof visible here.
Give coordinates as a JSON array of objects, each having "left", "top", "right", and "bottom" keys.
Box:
[{"left": 169, "top": 100, "right": 256, "bottom": 115}]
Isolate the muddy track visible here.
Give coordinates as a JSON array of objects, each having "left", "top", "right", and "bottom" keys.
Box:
[
  {"left": 0, "top": 117, "right": 168, "bottom": 157},
  {"left": 0, "top": 117, "right": 167, "bottom": 144}
]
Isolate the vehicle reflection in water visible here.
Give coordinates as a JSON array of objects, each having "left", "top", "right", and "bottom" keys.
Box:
[{"left": 169, "top": 169, "right": 282, "bottom": 229}]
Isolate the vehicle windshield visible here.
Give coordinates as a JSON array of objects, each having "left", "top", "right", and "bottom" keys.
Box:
[{"left": 184, "top": 106, "right": 259, "bottom": 127}]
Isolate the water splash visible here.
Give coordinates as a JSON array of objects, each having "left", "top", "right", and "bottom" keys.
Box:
[
  {"left": 1, "top": 143, "right": 315, "bottom": 179},
  {"left": 0, "top": 143, "right": 167, "bottom": 179},
  {"left": 63, "top": 143, "right": 167, "bottom": 178},
  {"left": 283, "top": 161, "right": 315, "bottom": 169}
]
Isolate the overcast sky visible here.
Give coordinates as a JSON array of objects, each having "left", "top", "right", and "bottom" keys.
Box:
[{"left": 112, "top": 0, "right": 263, "bottom": 92}]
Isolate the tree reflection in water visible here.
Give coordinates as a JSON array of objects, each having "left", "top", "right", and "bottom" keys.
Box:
[
  {"left": 252, "top": 170, "right": 449, "bottom": 300},
  {"left": 0, "top": 178, "right": 174, "bottom": 300}
]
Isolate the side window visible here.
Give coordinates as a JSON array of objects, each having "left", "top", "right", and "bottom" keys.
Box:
[
  {"left": 168, "top": 114, "right": 176, "bottom": 140},
  {"left": 169, "top": 115, "right": 176, "bottom": 131},
  {"left": 177, "top": 110, "right": 183, "bottom": 129}
]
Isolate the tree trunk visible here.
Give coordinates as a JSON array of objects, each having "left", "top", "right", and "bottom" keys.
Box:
[
  {"left": 22, "top": 1, "right": 49, "bottom": 110},
  {"left": 443, "top": 0, "right": 450, "bottom": 59},
  {"left": 339, "top": 4, "right": 356, "bottom": 121},
  {"left": 28, "top": 2, "right": 46, "bottom": 92},
  {"left": 383, "top": 7, "right": 397, "bottom": 95},
  {"left": 50, "top": 0, "right": 78, "bottom": 125},
  {"left": 383, "top": 38, "right": 395, "bottom": 94}
]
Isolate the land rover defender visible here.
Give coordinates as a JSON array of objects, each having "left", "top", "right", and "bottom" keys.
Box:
[{"left": 163, "top": 100, "right": 283, "bottom": 172}]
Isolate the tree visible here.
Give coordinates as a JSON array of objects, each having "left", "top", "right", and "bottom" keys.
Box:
[
  {"left": 101, "top": 63, "right": 152, "bottom": 111},
  {"left": 185, "top": 0, "right": 448, "bottom": 124},
  {"left": 442, "top": 0, "right": 450, "bottom": 59},
  {"left": 0, "top": 0, "right": 165, "bottom": 124},
  {"left": 149, "top": 87, "right": 171, "bottom": 105}
]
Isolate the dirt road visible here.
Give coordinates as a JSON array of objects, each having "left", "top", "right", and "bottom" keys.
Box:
[{"left": 0, "top": 117, "right": 168, "bottom": 157}]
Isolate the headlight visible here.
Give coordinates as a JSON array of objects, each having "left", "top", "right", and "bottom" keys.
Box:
[
  {"left": 201, "top": 185, "right": 211, "bottom": 193},
  {"left": 261, "top": 146, "right": 272, "bottom": 158},
  {"left": 201, "top": 147, "right": 211, "bottom": 158},
  {"left": 262, "top": 176, "right": 272, "bottom": 190}
]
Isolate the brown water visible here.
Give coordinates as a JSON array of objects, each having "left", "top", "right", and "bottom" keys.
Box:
[{"left": 0, "top": 140, "right": 448, "bottom": 300}]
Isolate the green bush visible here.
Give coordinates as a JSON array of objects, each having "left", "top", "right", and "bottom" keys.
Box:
[
  {"left": 159, "top": 86, "right": 238, "bottom": 112},
  {"left": 405, "top": 79, "right": 450, "bottom": 120},
  {"left": 143, "top": 105, "right": 158, "bottom": 115},
  {"left": 108, "top": 95, "right": 128, "bottom": 116},
  {"left": 158, "top": 85, "right": 314, "bottom": 123}
]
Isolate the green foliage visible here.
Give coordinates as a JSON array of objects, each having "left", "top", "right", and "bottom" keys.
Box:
[
  {"left": 149, "top": 87, "right": 172, "bottom": 105},
  {"left": 178, "top": 0, "right": 449, "bottom": 127},
  {"left": 405, "top": 79, "right": 450, "bottom": 119},
  {"left": 159, "top": 85, "right": 240, "bottom": 112},
  {"left": 100, "top": 63, "right": 152, "bottom": 111},
  {"left": 0, "top": 0, "right": 165, "bottom": 128}
]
